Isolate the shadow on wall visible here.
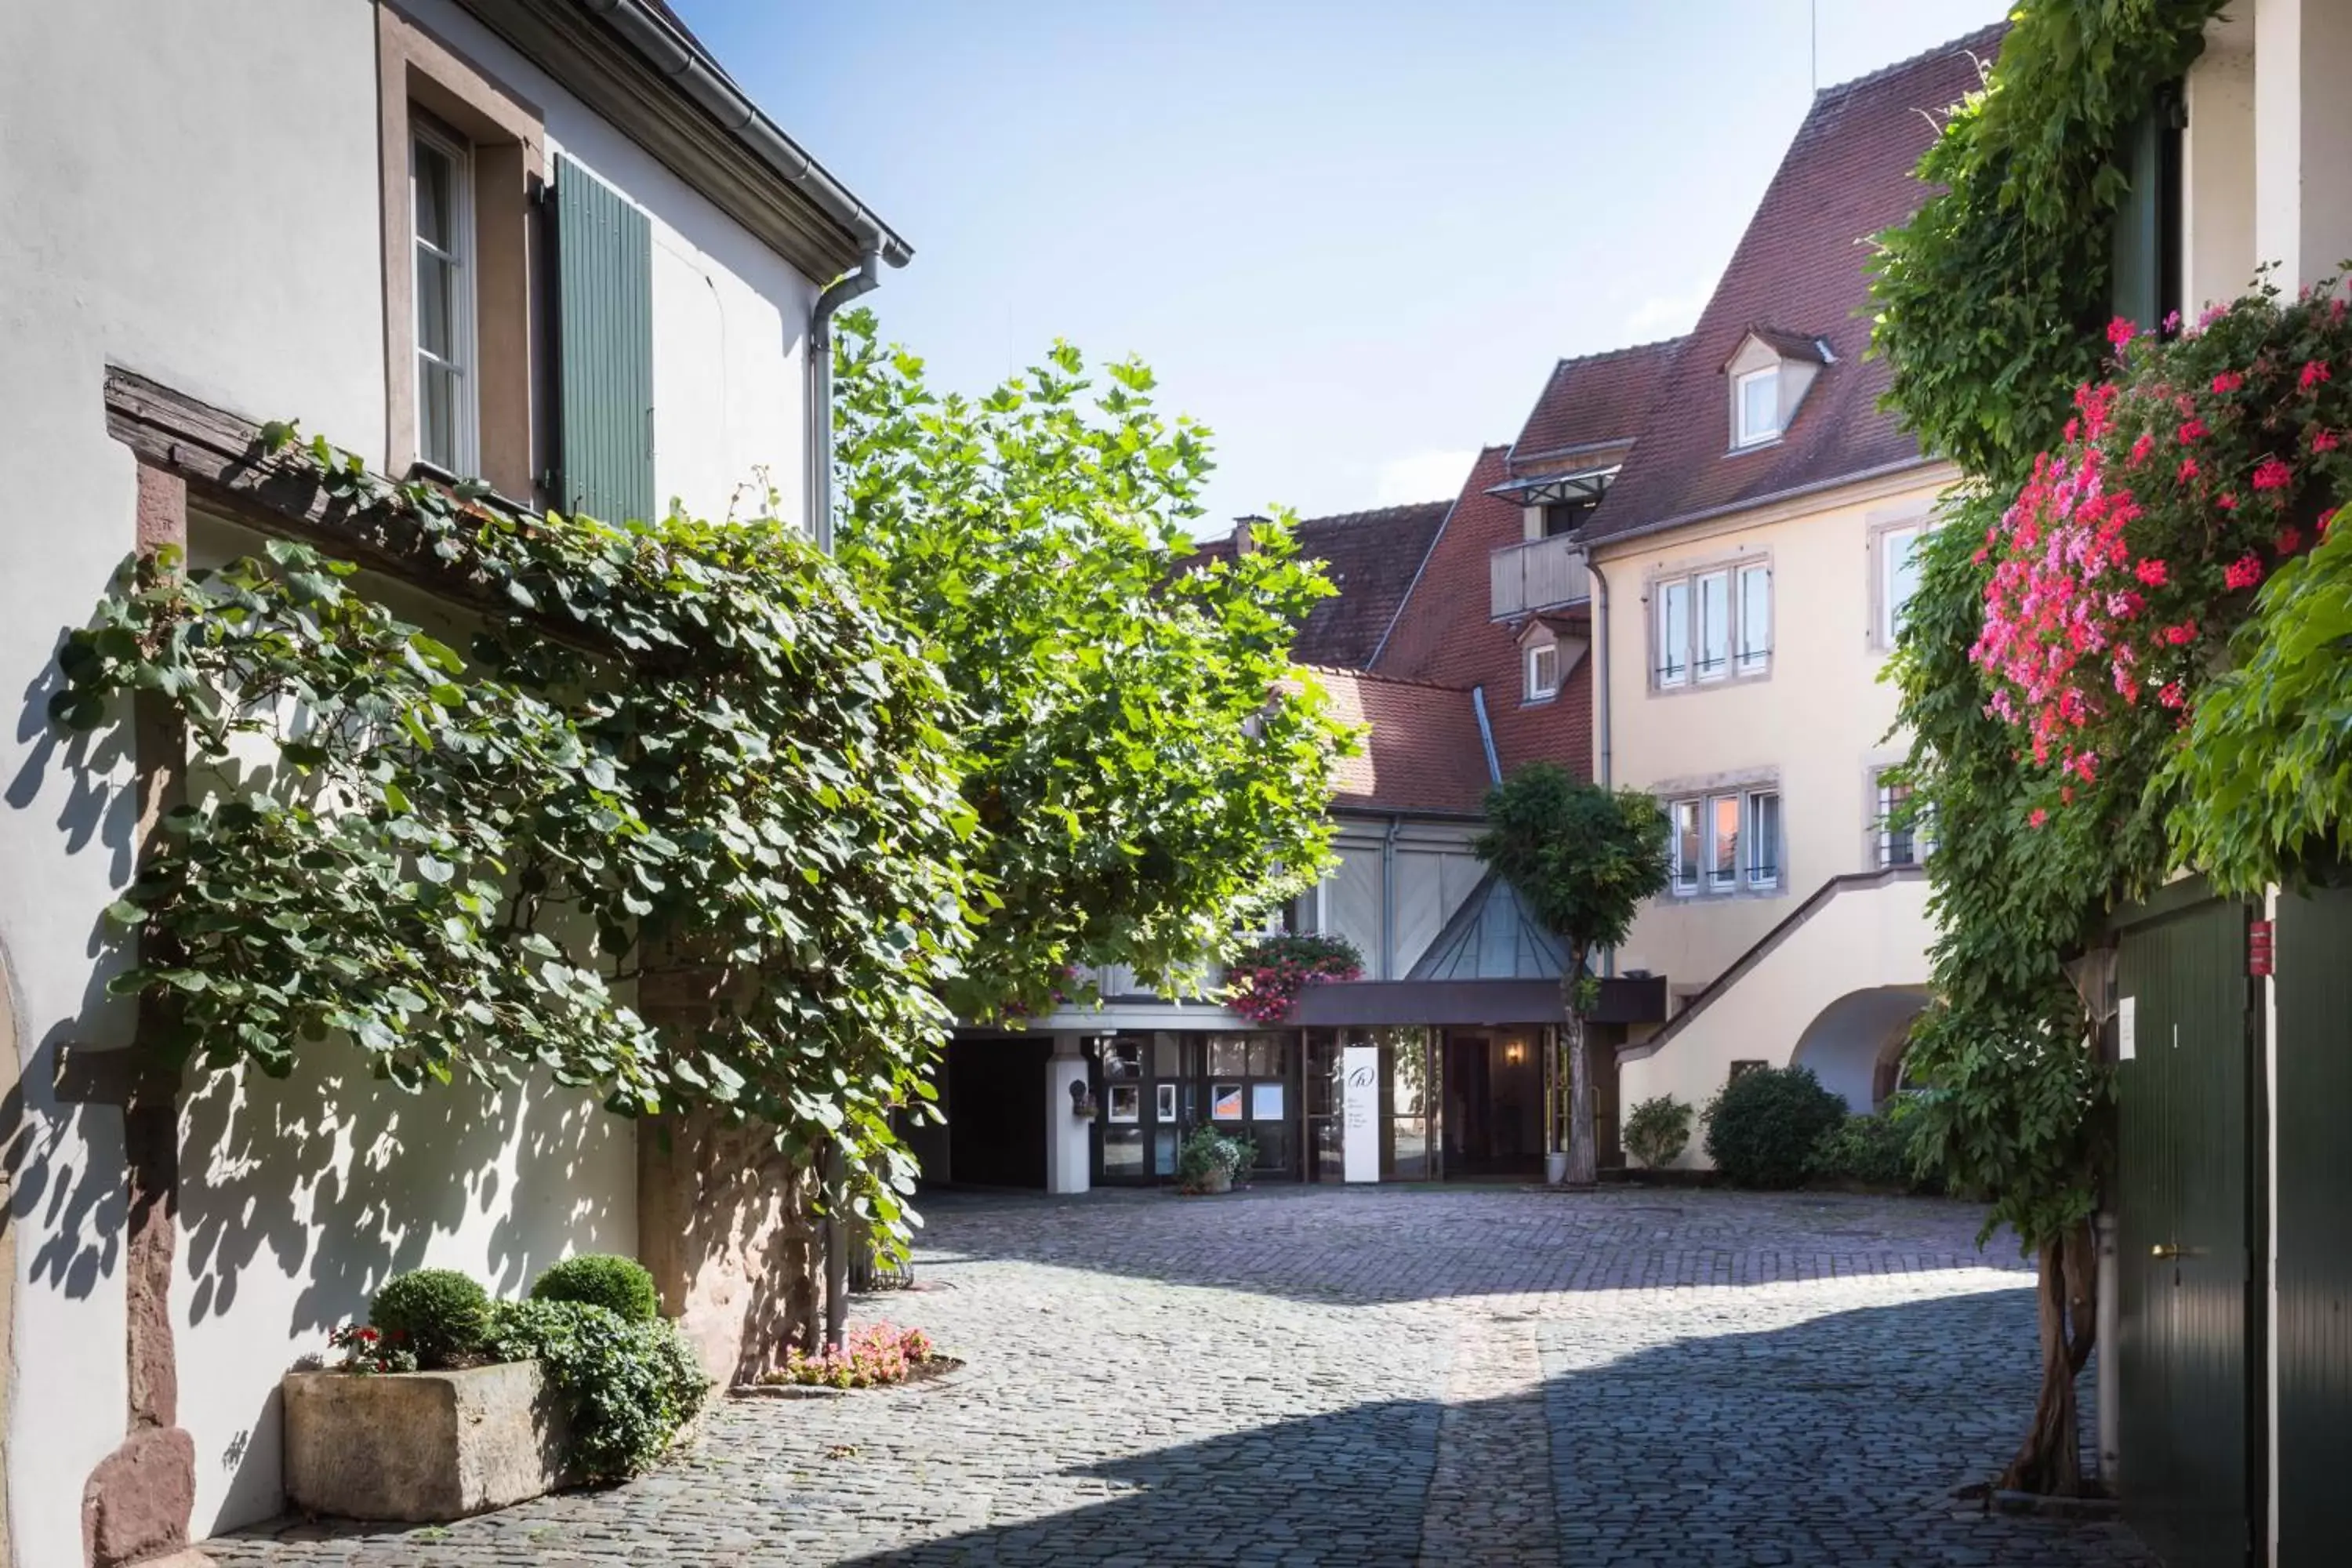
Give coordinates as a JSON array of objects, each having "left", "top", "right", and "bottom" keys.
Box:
[
  {"left": 824, "top": 1291, "right": 2143, "bottom": 1568},
  {"left": 0, "top": 628, "right": 140, "bottom": 1302},
  {"left": 178, "top": 1043, "right": 633, "bottom": 1530}
]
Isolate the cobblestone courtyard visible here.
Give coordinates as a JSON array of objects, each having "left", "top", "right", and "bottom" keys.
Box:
[{"left": 215, "top": 1186, "right": 2154, "bottom": 1566}]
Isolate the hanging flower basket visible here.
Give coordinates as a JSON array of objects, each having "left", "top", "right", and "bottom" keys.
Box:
[{"left": 1224, "top": 933, "right": 1363, "bottom": 1025}]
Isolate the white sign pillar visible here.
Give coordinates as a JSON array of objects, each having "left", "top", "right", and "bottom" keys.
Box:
[
  {"left": 1343, "top": 1044, "right": 1379, "bottom": 1183},
  {"left": 1046, "top": 1034, "right": 1092, "bottom": 1195}
]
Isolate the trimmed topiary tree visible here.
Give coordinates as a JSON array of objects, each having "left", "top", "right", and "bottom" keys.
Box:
[
  {"left": 1703, "top": 1067, "right": 1846, "bottom": 1190},
  {"left": 531, "top": 1254, "right": 659, "bottom": 1323},
  {"left": 1475, "top": 765, "right": 1672, "bottom": 1187},
  {"left": 368, "top": 1268, "right": 492, "bottom": 1370}
]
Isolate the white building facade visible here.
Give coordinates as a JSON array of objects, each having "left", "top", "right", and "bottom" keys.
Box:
[{"left": 0, "top": 1, "right": 903, "bottom": 1554}]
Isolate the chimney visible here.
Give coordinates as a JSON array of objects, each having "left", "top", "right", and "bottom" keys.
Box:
[{"left": 1232, "top": 514, "right": 1269, "bottom": 554}]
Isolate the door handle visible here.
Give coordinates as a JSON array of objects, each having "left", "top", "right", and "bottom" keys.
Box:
[{"left": 2151, "top": 1243, "right": 2191, "bottom": 1260}]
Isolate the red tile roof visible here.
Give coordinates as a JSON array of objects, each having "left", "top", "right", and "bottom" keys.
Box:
[
  {"left": 1373, "top": 448, "right": 1595, "bottom": 783},
  {"left": 1507, "top": 339, "right": 1686, "bottom": 479},
  {"left": 1584, "top": 26, "right": 2002, "bottom": 544},
  {"left": 1185, "top": 501, "right": 1451, "bottom": 670},
  {"left": 1312, "top": 667, "right": 1494, "bottom": 815}
]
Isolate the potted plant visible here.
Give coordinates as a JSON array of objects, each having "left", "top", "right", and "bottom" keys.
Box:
[
  {"left": 282, "top": 1258, "right": 710, "bottom": 1522},
  {"left": 1175, "top": 1126, "right": 1247, "bottom": 1195}
]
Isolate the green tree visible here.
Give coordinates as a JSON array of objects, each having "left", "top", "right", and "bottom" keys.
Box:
[
  {"left": 832, "top": 310, "right": 1353, "bottom": 1021},
  {"left": 1475, "top": 765, "right": 1670, "bottom": 1186}
]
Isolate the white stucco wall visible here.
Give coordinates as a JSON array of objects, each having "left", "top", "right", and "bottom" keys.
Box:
[
  {"left": 0, "top": 1, "right": 820, "bottom": 1552},
  {"left": 177, "top": 1051, "right": 637, "bottom": 1532},
  {"left": 1594, "top": 469, "right": 1952, "bottom": 996},
  {"left": 0, "top": 5, "right": 387, "bottom": 1558}
]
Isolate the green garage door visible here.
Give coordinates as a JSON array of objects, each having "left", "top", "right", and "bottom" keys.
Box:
[
  {"left": 2113, "top": 884, "right": 2259, "bottom": 1568},
  {"left": 2275, "top": 884, "right": 2352, "bottom": 1566}
]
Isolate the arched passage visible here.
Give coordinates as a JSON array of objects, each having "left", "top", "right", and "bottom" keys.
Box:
[{"left": 1789, "top": 985, "right": 1929, "bottom": 1112}]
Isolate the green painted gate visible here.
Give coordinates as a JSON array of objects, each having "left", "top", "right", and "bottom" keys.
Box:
[
  {"left": 2113, "top": 882, "right": 2260, "bottom": 1567},
  {"left": 2274, "top": 883, "right": 2352, "bottom": 1564}
]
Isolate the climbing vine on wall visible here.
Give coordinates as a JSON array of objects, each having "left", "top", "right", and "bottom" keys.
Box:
[
  {"left": 1867, "top": 1, "right": 2229, "bottom": 1494},
  {"left": 54, "top": 430, "right": 975, "bottom": 1238}
]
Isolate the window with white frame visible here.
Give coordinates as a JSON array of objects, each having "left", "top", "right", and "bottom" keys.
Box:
[
  {"left": 1655, "top": 560, "right": 1771, "bottom": 688},
  {"left": 411, "top": 118, "right": 477, "bottom": 477},
  {"left": 1878, "top": 522, "right": 1925, "bottom": 647},
  {"left": 1525, "top": 639, "right": 1559, "bottom": 702},
  {"left": 1667, "top": 786, "right": 1781, "bottom": 895},
  {"left": 1734, "top": 366, "right": 1781, "bottom": 447},
  {"left": 1875, "top": 774, "right": 1918, "bottom": 868}
]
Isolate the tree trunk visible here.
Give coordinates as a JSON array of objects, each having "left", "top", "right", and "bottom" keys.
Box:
[
  {"left": 1999, "top": 1219, "right": 2100, "bottom": 1494},
  {"left": 1563, "top": 1007, "right": 1597, "bottom": 1189}
]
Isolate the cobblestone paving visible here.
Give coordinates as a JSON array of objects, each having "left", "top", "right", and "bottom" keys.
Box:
[{"left": 212, "top": 1186, "right": 2155, "bottom": 1566}]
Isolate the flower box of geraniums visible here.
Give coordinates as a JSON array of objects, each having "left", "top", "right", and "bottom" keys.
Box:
[
  {"left": 1225, "top": 933, "right": 1363, "bottom": 1025},
  {"left": 282, "top": 1256, "right": 710, "bottom": 1523}
]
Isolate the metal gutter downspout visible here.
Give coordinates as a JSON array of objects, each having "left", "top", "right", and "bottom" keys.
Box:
[
  {"left": 1586, "top": 554, "right": 1617, "bottom": 981},
  {"left": 808, "top": 245, "right": 884, "bottom": 553},
  {"left": 1381, "top": 816, "right": 1403, "bottom": 981},
  {"left": 1471, "top": 685, "right": 1503, "bottom": 787}
]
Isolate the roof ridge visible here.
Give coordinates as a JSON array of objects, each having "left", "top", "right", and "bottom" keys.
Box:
[
  {"left": 1813, "top": 20, "right": 2003, "bottom": 103},
  {"left": 1548, "top": 335, "right": 1692, "bottom": 374},
  {"left": 1294, "top": 499, "right": 1454, "bottom": 528},
  {"left": 1298, "top": 663, "right": 1475, "bottom": 695}
]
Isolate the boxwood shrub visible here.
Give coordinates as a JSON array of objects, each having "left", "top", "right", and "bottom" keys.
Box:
[
  {"left": 532, "top": 1253, "right": 660, "bottom": 1323},
  {"left": 368, "top": 1268, "right": 492, "bottom": 1370},
  {"left": 1702, "top": 1066, "right": 1847, "bottom": 1189}
]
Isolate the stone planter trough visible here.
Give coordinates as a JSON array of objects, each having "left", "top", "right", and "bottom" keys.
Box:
[{"left": 282, "top": 1362, "right": 572, "bottom": 1522}]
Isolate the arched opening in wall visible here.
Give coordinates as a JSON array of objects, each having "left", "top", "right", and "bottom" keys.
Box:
[{"left": 1788, "top": 985, "right": 1929, "bottom": 1113}]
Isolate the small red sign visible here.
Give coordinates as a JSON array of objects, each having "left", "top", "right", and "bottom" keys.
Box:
[{"left": 2250, "top": 920, "right": 2275, "bottom": 977}]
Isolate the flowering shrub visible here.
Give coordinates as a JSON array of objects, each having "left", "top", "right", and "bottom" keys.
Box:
[
  {"left": 1223, "top": 933, "right": 1362, "bottom": 1024},
  {"left": 328, "top": 1323, "right": 418, "bottom": 1377},
  {"left": 770, "top": 1323, "right": 942, "bottom": 1389},
  {"left": 1973, "top": 278, "right": 2352, "bottom": 819}
]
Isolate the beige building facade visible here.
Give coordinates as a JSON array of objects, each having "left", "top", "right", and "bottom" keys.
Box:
[{"left": 1559, "top": 31, "right": 2002, "bottom": 1162}]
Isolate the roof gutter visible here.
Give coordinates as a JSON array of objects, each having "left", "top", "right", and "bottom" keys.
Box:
[
  {"left": 1589, "top": 456, "right": 1944, "bottom": 550},
  {"left": 576, "top": 0, "right": 914, "bottom": 267}
]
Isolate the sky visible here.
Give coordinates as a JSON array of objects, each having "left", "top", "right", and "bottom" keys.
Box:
[{"left": 674, "top": 1, "right": 2009, "bottom": 532}]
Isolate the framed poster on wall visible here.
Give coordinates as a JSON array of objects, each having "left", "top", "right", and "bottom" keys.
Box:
[
  {"left": 1156, "top": 1082, "right": 1178, "bottom": 1120},
  {"left": 1211, "top": 1083, "right": 1244, "bottom": 1120},
  {"left": 1108, "top": 1083, "right": 1141, "bottom": 1123}
]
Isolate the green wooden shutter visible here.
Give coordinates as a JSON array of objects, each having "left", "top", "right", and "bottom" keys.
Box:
[{"left": 552, "top": 154, "right": 655, "bottom": 524}]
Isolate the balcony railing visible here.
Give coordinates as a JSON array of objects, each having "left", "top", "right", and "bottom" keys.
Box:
[{"left": 1490, "top": 533, "right": 1591, "bottom": 619}]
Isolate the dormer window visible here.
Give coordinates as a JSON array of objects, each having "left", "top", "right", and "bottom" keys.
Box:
[
  {"left": 1724, "top": 328, "right": 1828, "bottom": 452},
  {"left": 1526, "top": 639, "right": 1559, "bottom": 702},
  {"left": 1734, "top": 366, "right": 1780, "bottom": 447},
  {"left": 1516, "top": 618, "right": 1585, "bottom": 706}
]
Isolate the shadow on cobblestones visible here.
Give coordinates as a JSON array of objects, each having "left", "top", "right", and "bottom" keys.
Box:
[{"left": 819, "top": 1293, "right": 2149, "bottom": 1568}]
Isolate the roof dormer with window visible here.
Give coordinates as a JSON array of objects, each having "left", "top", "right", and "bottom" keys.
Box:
[{"left": 1725, "top": 328, "right": 1832, "bottom": 451}]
